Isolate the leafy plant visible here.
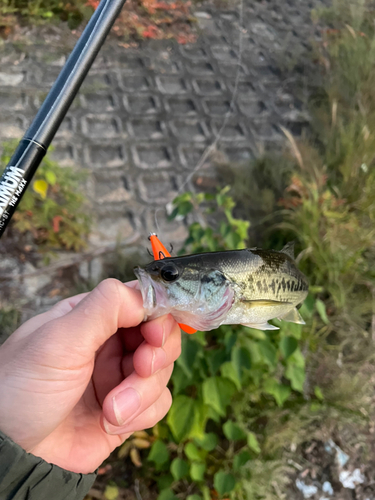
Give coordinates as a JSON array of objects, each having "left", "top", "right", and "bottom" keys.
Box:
[
  {"left": 124, "top": 188, "right": 315, "bottom": 500},
  {"left": 1, "top": 140, "right": 91, "bottom": 254}
]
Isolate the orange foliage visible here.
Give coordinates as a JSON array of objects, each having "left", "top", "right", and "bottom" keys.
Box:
[{"left": 85, "top": 0, "right": 195, "bottom": 43}]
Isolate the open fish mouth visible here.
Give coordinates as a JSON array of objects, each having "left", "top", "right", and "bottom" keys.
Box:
[{"left": 134, "top": 267, "right": 171, "bottom": 319}]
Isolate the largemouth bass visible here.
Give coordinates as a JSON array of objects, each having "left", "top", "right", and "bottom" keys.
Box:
[{"left": 134, "top": 242, "right": 308, "bottom": 331}]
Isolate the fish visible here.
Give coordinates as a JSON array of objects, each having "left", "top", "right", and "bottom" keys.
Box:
[{"left": 134, "top": 242, "right": 309, "bottom": 331}]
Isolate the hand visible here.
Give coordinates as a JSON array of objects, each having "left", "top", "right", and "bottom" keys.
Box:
[{"left": 0, "top": 279, "right": 181, "bottom": 474}]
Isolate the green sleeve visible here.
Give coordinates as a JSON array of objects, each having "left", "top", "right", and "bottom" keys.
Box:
[{"left": 0, "top": 430, "right": 97, "bottom": 500}]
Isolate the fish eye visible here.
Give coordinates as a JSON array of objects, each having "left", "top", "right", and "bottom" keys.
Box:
[{"left": 160, "top": 264, "right": 179, "bottom": 282}]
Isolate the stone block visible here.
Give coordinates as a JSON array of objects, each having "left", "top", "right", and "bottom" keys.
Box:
[
  {"left": 192, "top": 77, "right": 226, "bottom": 96},
  {"left": 84, "top": 143, "right": 128, "bottom": 169},
  {"left": 55, "top": 115, "right": 76, "bottom": 139},
  {"left": 94, "top": 175, "right": 133, "bottom": 204},
  {"left": 137, "top": 171, "right": 179, "bottom": 204},
  {"left": 50, "top": 142, "right": 78, "bottom": 167},
  {"left": 81, "top": 114, "right": 123, "bottom": 138},
  {"left": 80, "top": 93, "right": 119, "bottom": 112},
  {"left": 156, "top": 75, "right": 190, "bottom": 94},
  {"left": 180, "top": 45, "right": 208, "bottom": 60},
  {"left": 116, "top": 54, "right": 146, "bottom": 73},
  {"left": 128, "top": 118, "right": 166, "bottom": 140},
  {"left": 202, "top": 98, "right": 233, "bottom": 116},
  {"left": 119, "top": 75, "right": 153, "bottom": 92},
  {"left": 177, "top": 143, "right": 208, "bottom": 169},
  {"left": 81, "top": 72, "right": 115, "bottom": 91},
  {"left": 222, "top": 146, "right": 255, "bottom": 163},
  {"left": 237, "top": 97, "right": 269, "bottom": 117},
  {"left": 0, "top": 115, "right": 27, "bottom": 139},
  {"left": 0, "top": 92, "right": 27, "bottom": 111},
  {"left": 169, "top": 119, "right": 210, "bottom": 142},
  {"left": 210, "top": 120, "right": 247, "bottom": 141},
  {"left": 185, "top": 61, "right": 215, "bottom": 75},
  {"left": 123, "top": 94, "right": 160, "bottom": 115},
  {"left": 210, "top": 45, "right": 238, "bottom": 62},
  {"left": 163, "top": 96, "right": 199, "bottom": 116},
  {"left": 0, "top": 71, "right": 24, "bottom": 86},
  {"left": 131, "top": 144, "right": 174, "bottom": 169}
]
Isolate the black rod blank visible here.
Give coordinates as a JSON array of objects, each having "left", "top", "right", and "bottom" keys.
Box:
[{"left": 0, "top": 0, "right": 127, "bottom": 237}]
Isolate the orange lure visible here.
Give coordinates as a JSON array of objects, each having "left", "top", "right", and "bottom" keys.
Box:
[{"left": 149, "top": 233, "right": 196, "bottom": 334}]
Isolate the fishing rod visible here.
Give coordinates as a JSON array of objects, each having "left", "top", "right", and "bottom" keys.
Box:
[{"left": 0, "top": 0, "right": 127, "bottom": 239}]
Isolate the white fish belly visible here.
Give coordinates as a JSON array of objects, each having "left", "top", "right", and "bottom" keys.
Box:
[{"left": 220, "top": 302, "right": 296, "bottom": 327}]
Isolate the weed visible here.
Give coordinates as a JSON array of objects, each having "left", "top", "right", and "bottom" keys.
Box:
[{"left": 1, "top": 140, "right": 91, "bottom": 257}]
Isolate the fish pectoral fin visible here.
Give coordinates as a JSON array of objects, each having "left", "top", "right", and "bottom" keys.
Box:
[
  {"left": 242, "top": 322, "right": 280, "bottom": 331},
  {"left": 278, "top": 307, "right": 305, "bottom": 325}
]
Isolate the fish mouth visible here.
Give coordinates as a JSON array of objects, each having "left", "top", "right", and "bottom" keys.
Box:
[{"left": 134, "top": 267, "right": 170, "bottom": 319}]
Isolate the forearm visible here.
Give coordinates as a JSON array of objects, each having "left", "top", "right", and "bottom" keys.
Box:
[{"left": 0, "top": 430, "right": 96, "bottom": 500}]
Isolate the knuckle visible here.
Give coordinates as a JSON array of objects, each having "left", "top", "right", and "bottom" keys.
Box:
[{"left": 95, "top": 278, "right": 123, "bottom": 306}]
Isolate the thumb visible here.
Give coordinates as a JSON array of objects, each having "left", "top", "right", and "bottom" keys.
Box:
[{"left": 38, "top": 279, "right": 145, "bottom": 360}]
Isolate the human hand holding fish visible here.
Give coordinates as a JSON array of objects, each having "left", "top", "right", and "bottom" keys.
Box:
[{"left": 135, "top": 236, "right": 309, "bottom": 332}]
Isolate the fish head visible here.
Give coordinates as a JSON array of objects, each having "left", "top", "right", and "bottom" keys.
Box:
[{"left": 134, "top": 257, "right": 234, "bottom": 330}]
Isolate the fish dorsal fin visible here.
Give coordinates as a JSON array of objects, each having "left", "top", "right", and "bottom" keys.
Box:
[
  {"left": 278, "top": 307, "right": 305, "bottom": 325},
  {"left": 280, "top": 241, "right": 295, "bottom": 259}
]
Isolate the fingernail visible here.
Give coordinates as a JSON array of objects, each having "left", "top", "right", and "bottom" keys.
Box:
[
  {"left": 152, "top": 348, "right": 167, "bottom": 374},
  {"left": 113, "top": 388, "right": 141, "bottom": 426}
]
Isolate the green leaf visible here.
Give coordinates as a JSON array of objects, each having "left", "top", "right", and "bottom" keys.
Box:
[
  {"left": 157, "top": 474, "right": 174, "bottom": 491},
  {"left": 200, "top": 486, "right": 211, "bottom": 500},
  {"left": 167, "top": 396, "right": 205, "bottom": 441},
  {"left": 171, "top": 458, "right": 189, "bottom": 481},
  {"left": 316, "top": 299, "right": 329, "bottom": 324},
  {"left": 104, "top": 485, "right": 119, "bottom": 500},
  {"left": 263, "top": 378, "right": 291, "bottom": 406},
  {"left": 280, "top": 336, "right": 298, "bottom": 359},
  {"left": 177, "top": 336, "right": 199, "bottom": 378},
  {"left": 33, "top": 179, "right": 48, "bottom": 199},
  {"left": 187, "top": 496, "right": 203, "bottom": 500},
  {"left": 148, "top": 440, "right": 169, "bottom": 465},
  {"left": 233, "top": 450, "right": 251, "bottom": 471},
  {"left": 202, "top": 377, "right": 236, "bottom": 417},
  {"left": 258, "top": 339, "right": 277, "bottom": 367},
  {"left": 45, "top": 170, "right": 56, "bottom": 185},
  {"left": 213, "top": 471, "right": 236, "bottom": 496},
  {"left": 207, "top": 349, "right": 227, "bottom": 375},
  {"left": 232, "top": 346, "right": 252, "bottom": 381},
  {"left": 314, "top": 386, "right": 324, "bottom": 401},
  {"left": 157, "top": 489, "right": 177, "bottom": 500},
  {"left": 220, "top": 362, "right": 241, "bottom": 390},
  {"left": 194, "top": 432, "right": 218, "bottom": 451},
  {"left": 285, "top": 364, "right": 305, "bottom": 392},
  {"left": 171, "top": 365, "right": 192, "bottom": 395},
  {"left": 190, "top": 461, "right": 206, "bottom": 482},
  {"left": 223, "top": 420, "right": 246, "bottom": 441},
  {"left": 185, "top": 442, "right": 205, "bottom": 461},
  {"left": 247, "top": 432, "right": 261, "bottom": 454}
]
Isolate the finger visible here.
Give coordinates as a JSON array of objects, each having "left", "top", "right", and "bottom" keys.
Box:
[
  {"left": 92, "top": 333, "right": 124, "bottom": 406},
  {"left": 9, "top": 292, "right": 90, "bottom": 342},
  {"left": 140, "top": 314, "right": 178, "bottom": 348},
  {"left": 122, "top": 353, "right": 134, "bottom": 378},
  {"left": 119, "top": 326, "right": 144, "bottom": 352},
  {"left": 133, "top": 324, "right": 181, "bottom": 378},
  {"left": 102, "top": 363, "right": 174, "bottom": 427},
  {"left": 102, "top": 388, "right": 172, "bottom": 435},
  {"left": 43, "top": 279, "right": 145, "bottom": 358}
]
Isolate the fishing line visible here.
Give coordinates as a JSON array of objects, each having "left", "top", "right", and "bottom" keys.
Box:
[{"left": 152, "top": 0, "right": 245, "bottom": 242}]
